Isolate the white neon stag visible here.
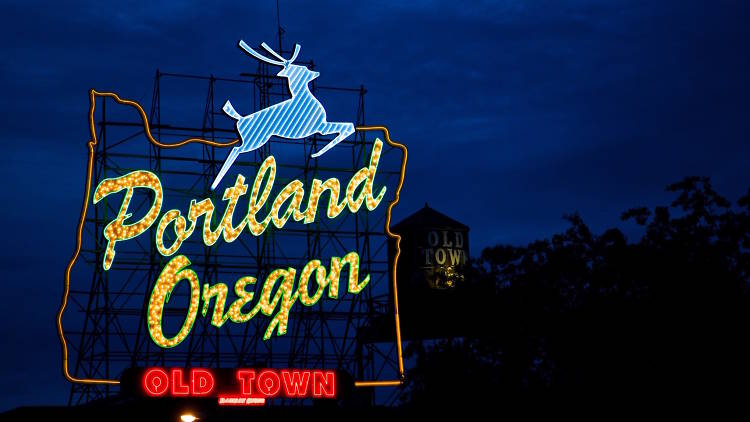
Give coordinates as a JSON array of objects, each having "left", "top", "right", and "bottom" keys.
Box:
[{"left": 212, "top": 41, "right": 355, "bottom": 190}]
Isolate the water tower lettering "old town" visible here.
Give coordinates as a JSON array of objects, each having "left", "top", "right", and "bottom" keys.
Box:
[{"left": 421, "top": 230, "right": 466, "bottom": 267}]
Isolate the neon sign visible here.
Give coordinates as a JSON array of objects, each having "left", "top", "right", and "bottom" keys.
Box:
[
  {"left": 140, "top": 367, "right": 336, "bottom": 405},
  {"left": 58, "top": 39, "right": 408, "bottom": 390}
]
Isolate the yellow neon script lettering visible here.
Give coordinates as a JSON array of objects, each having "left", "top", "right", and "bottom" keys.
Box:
[
  {"left": 93, "top": 170, "right": 163, "bottom": 270},
  {"left": 147, "top": 252, "right": 369, "bottom": 348},
  {"left": 147, "top": 255, "right": 201, "bottom": 348},
  {"left": 99, "top": 140, "right": 387, "bottom": 270}
]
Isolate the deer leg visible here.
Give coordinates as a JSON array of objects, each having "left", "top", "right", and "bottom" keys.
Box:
[
  {"left": 312, "top": 122, "right": 355, "bottom": 158},
  {"left": 211, "top": 146, "right": 241, "bottom": 191}
]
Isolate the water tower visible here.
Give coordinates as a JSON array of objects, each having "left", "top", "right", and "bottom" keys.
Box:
[{"left": 388, "top": 204, "right": 472, "bottom": 340}]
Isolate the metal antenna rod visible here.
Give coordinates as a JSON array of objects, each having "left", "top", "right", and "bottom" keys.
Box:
[{"left": 276, "top": 0, "right": 285, "bottom": 54}]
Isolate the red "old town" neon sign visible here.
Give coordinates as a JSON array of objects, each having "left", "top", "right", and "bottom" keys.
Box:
[{"left": 142, "top": 367, "right": 336, "bottom": 405}]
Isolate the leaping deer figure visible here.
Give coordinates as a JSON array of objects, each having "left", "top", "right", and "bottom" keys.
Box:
[{"left": 211, "top": 41, "right": 355, "bottom": 190}]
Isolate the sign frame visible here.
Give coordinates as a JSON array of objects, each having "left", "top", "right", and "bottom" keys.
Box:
[{"left": 57, "top": 90, "right": 408, "bottom": 389}]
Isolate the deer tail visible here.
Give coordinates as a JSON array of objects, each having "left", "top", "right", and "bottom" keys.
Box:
[{"left": 222, "top": 100, "right": 242, "bottom": 120}]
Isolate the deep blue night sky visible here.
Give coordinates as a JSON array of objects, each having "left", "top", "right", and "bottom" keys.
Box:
[{"left": 1, "top": 0, "right": 749, "bottom": 411}]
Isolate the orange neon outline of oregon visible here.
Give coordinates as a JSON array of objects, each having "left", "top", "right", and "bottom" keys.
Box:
[{"left": 57, "top": 89, "right": 407, "bottom": 388}]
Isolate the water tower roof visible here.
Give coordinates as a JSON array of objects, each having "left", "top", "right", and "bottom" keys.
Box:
[{"left": 392, "top": 203, "right": 469, "bottom": 231}]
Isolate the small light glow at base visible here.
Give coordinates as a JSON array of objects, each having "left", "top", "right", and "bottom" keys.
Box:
[{"left": 180, "top": 414, "right": 198, "bottom": 422}]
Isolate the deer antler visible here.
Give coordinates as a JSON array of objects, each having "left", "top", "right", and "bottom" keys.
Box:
[
  {"left": 260, "top": 42, "right": 286, "bottom": 62},
  {"left": 238, "top": 40, "right": 285, "bottom": 66},
  {"left": 288, "top": 44, "right": 301, "bottom": 63},
  {"left": 261, "top": 42, "right": 301, "bottom": 65}
]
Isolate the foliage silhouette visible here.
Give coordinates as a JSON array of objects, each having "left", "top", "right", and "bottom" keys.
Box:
[{"left": 400, "top": 177, "right": 750, "bottom": 407}]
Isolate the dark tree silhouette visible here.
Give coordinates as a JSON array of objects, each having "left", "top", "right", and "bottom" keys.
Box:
[{"left": 400, "top": 177, "right": 750, "bottom": 407}]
